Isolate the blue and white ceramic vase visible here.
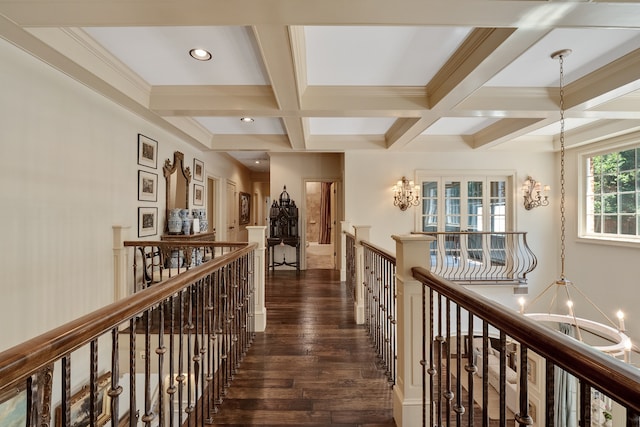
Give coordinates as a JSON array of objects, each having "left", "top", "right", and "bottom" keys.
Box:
[
  {"left": 167, "top": 209, "right": 183, "bottom": 234},
  {"left": 182, "top": 215, "right": 193, "bottom": 235},
  {"left": 195, "top": 209, "right": 208, "bottom": 232}
]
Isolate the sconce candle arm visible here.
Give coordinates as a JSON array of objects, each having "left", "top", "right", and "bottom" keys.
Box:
[
  {"left": 522, "top": 175, "right": 549, "bottom": 210},
  {"left": 393, "top": 176, "right": 421, "bottom": 211}
]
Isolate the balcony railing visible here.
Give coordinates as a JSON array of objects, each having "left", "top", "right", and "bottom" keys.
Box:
[
  {"left": 412, "top": 266, "right": 640, "bottom": 427},
  {"left": 0, "top": 242, "right": 258, "bottom": 427},
  {"left": 362, "top": 241, "right": 397, "bottom": 385},
  {"left": 340, "top": 225, "right": 640, "bottom": 426},
  {"left": 415, "top": 231, "right": 537, "bottom": 286},
  {"left": 124, "top": 240, "right": 246, "bottom": 291}
]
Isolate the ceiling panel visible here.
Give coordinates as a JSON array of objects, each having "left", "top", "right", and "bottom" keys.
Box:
[
  {"left": 305, "top": 26, "right": 472, "bottom": 86},
  {"left": 84, "top": 26, "right": 268, "bottom": 85},
  {"left": 487, "top": 28, "right": 640, "bottom": 87}
]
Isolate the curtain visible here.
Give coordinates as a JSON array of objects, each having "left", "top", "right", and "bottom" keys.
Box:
[
  {"left": 555, "top": 323, "right": 578, "bottom": 427},
  {"left": 319, "top": 182, "right": 332, "bottom": 244}
]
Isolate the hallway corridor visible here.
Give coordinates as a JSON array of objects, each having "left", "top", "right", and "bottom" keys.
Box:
[{"left": 211, "top": 269, "right": 396, "bottom": 426}]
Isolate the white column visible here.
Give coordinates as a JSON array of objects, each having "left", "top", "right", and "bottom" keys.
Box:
[
  {"left": 112, "top": 225, "right": 131, "bottom": 301},
  {"left": 353, "top": 225, "right": 370, "bottom": 325},
  {"left": 247, "top": 226, "right": 267, "bottom": 332},
  {"left": 339, "top": 220, "right": 351, "bottom": 282},
  {"left": 392, "top": 233, "right": 434, "bottom": 427}
]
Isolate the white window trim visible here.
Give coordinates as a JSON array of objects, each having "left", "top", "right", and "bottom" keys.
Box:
[
  {"left": 414, "top": 169, "right": 517, "bottom": 233},
  {"left": 577, "top": 133, "right": 640, "bottom": 246}
]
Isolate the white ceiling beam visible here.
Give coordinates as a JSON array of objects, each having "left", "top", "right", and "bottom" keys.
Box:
[
  {"left": 3, "top": 0, "right": 640, "bottom": 28},
  {"left": 472, "top": 118, "right": 548, "bottom": 149},
  {"left": 209, "top": 134, "right": 291, "bottom": 151},
  {"left": 252, "top": 25, "right": 306, "bottom": 150},
  {"left": 150, "top": 85, "right": 279, "bottom": 116},
  {"left": 558, "top": 119, "right": 640, "bottom": 150}
]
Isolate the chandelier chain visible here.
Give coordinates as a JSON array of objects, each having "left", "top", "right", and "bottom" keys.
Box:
[{"left": 559, "top": 53, "right": 566, "bottom": 280}]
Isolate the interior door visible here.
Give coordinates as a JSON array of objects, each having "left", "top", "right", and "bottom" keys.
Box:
[{"left": 226, "top": 181, "right": 237, "bottom": 241}]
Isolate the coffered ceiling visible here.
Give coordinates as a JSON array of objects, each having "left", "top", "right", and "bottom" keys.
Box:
[{"left": 2, "top": 0, "right": 640, "bottom": 171}]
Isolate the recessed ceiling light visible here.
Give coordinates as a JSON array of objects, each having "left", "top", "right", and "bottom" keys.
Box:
[
  {"left": 189, "top": 48, "right": 212, "bottom": 61},
  {"left": 240, "top": 117, "right": 254, "bottom": 123},
  {"left": 255, "top": 160, "right": 260, "bottom": 164}
]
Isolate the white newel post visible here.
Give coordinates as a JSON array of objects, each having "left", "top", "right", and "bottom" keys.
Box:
[
  {"left": 353, "top": 225, "right": 370, "bottom": 325},
  {"left": 339, "top": 220, "right": 351, "bottom": 282},
  {"left": 392, "top": 234, "right": 434, "bottom": 427},
  {"left": 112, "top": 225, "right": 131, "bottom": 301},
  {"left": 247, "top": 226, "right": 267, "bottom": 332}
]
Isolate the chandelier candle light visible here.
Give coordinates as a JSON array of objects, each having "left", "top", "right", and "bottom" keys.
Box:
[
  {"left": 393, "top": 177, "right": 420, "bottom": 211},
  {"left": 519, "top": 49, "right": 632, "bottom": 362}
]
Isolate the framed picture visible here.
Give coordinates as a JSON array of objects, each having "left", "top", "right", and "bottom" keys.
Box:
[
  {"left": 527, "top": 354, "right": 538, "bottom": 388},
  {"left": 138, "top": 170, "right": 158, "bottom": 202},
  {"left": 138, "top": 207, "right": 158, "bottom": 238},
  {"left": 55, "top": 372, "right": 111, "bottom": 427},
  {"left": 239, "top": 192, "right": 251, "bottom": 225},
  {"left": 193, "top": 158, "right": 204, "bottom": 182},
  {"left": 193, "top": 184, "right": 204, "bottom": 206},
  {"left": 137, "top": 134, "right": 157, "bottom": 169},
  {"left": 0, "top": 387, "right": 26, "bottom": 426}
]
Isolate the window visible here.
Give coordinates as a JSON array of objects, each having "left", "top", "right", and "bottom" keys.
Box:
[
  {"left": 419, "top": 175, "right": 511, "bottom": 233},
  {"left": 584, "top": 145, "right": 640, "bottom": 240}
]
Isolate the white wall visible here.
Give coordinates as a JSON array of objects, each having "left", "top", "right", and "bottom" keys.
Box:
[
  {"left": 0, "top": 38, "right": 248, "bottom": 352},
  {"left": 344, "top": 150, "right": 559, "bottom": 310}
]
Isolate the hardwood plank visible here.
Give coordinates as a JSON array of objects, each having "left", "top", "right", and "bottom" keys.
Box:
[{"left": 207, "top": 269, "right": 396, "bottom": 426}]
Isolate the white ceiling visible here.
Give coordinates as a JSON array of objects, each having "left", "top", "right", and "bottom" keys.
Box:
[{"left": 3, "top": 0, "right": 640, "bottom": 172}]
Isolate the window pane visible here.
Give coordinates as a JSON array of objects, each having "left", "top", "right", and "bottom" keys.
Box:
[
  {"left": 446, "top": 181, "right": 460, "bottom": 197},
  {"left": 468, "top": 181, "right": 483, "bottom": 197},
  {"left": 604, "top": 215, "right": 618, "bottom": 234},
  {"left": 423, "top": 199, "right": 437, "bottom": 215},
  {"left": 619, "top": 171, "right": 635, "bottom": 192},
  {"left": 593, "top": 174, "right": 602, "bottom": 194},
  {"left": 594, "top": 215, "right": 602, "bottom": 233},
  {"left": 601, "top": 153, "right": 619, "bottom": 174},
  {"left": 490, "top": 181, "right": 506, "bottom": 198},
  {"left": 422, "top": 181, "right": 437, "bottom": 197},
  {"left": 620, "top": 193, "right": 636, "bottom": 213},
  {"left": 603, "top": 194, "right": 617, "bottom": 213},
  {"left": 620, "top": 215, "right": 636, "bottom": 235},
  {"left": 603, "top": 175, "right": 617, "bottom": 193},
  {"left": 620, "top": 149, "right": 636, "bottom": 171}
]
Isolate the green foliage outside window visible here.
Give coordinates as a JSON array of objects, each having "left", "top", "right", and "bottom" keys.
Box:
[{"left": 587, "top": 147, "right": 639, "bottom": 237}]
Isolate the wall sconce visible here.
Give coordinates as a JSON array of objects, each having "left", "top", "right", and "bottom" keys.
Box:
[
  {"left": 393, "top": 177, "right": 420, "bottom": 211},
  {"left": 522, "top": 176, "right": 550, "bottom": 210}
]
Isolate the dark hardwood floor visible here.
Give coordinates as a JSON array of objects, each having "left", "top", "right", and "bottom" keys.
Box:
[{"left": 209, "top": 269, "right": 396, "bottom": 426}]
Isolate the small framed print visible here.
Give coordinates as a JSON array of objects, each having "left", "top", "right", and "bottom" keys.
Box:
[
  {"left": 137, "top": 134, "right": 158, "bottom": 169},
  {"left": 55, "top": 372, "right": 112, "bottom": 427},
  {"left": 193, "top": 184, "right": 204, "bottom": 206},
  {"left": 138, "top": 170, "right": 158, "bottom": 202},
  {"left": 239, "top": 191, "right": 251, "bottom": 225},
  {"left": 193, "top": 158, "right": 204, "bottom": 181},
  {"left": 138, "top": 207, "right": 158, "bottom": 237}
]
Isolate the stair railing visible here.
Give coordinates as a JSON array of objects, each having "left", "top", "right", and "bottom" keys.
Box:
[{"left": 0, "top": 242, "right": 257, "bottom": 427}]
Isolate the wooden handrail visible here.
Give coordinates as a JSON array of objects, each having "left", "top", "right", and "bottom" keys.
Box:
[
  {"left": 123, "top": 240, "right": 247, "bottom": 248},
  {"left": 412, "top": 266, "right": 640, "bottom": 412},
  {"left": 0, "top": 242, "right": 257, "bottom": 392},
  {"left": 360, "top": 240, "right": 396, "bottom": 264}
]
